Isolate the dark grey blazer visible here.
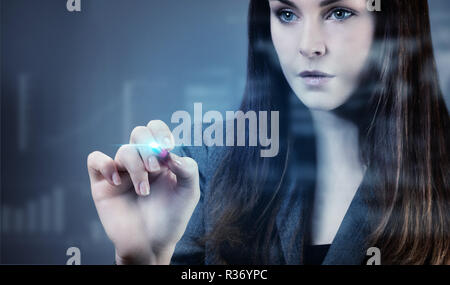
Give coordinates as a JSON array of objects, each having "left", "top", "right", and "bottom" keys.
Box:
[{"left": 169, "top": 140, "right": 374, "bottom": 265}]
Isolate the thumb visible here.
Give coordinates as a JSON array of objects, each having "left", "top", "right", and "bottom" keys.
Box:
[{"left": 166, "top": 152, "right": 199, "bottom": 189}]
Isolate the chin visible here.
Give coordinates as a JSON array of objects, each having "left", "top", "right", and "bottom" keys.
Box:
[{"left": 294, "top": 91, "right": 347, "bottom": 112}]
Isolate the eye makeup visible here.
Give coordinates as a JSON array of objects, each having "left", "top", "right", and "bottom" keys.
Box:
[{"left": 270, "top": 0, "right": 360, "bottom": 24}]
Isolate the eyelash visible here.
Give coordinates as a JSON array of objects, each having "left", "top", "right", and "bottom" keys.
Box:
[
  {"left": 275, "top": 7, "right": 356, "bottom": 24},
  {"left": 327, "top": 8, "right": 355, "bottom": 21},
  {"left": 276, "top": 9, "right": 299, "bottom": 23}
]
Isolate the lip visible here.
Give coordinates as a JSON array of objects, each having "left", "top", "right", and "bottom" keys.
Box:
[{"left": 298, "top": 70, "right": 335, "bottom": 87}]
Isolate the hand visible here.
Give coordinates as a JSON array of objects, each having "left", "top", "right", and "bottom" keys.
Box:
[{"left": 87, "top": 120, "right": 200, "bottom": 264}]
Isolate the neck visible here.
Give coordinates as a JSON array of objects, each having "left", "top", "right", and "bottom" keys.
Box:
[
  {"left": 308, "top": 109, "right": 367, "bottom": 245},
  {"left": 310, "top": 109, "right": 366, "bottom": 176}
]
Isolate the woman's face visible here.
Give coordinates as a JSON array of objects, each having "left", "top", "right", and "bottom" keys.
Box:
[{"left": 269, "top": 0, "right": 375, "bottom": 111}]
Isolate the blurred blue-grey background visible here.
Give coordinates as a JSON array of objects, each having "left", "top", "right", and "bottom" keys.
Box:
[{"left": 0, "top": 0, "right": 449, "bottom": 264}]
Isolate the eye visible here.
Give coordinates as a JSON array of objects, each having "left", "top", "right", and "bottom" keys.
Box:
[
  {"left": 327, "top": 8, "right": 354, "bottom": 21},
  {"left": 276, "top": 9, "right": 299, "bottom": 23}
]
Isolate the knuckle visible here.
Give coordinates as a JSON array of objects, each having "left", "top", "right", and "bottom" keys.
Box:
[
  {"left": 116, "top": 149, "right": 144, "bottom": 172},
  {"left": 115, "top": 146, "right": 125, "bottom": 158},
  {"left": 130, "top": 170, "right": 148, "bottom": 182},
  {"left": 130, "top": 126, "right": 146, "bottom": 141},
  {"left": 147, "top": 119, "right": 167, "bottom": 131},
  {"left": 87, "top": 151, "right": 100, "bottom": 166},
  {"left": 117, "top": 144, "right": 133, "bottom": 155},
  {"left": 147, "top": 119, "right": 163, "bottom": 127},
  {"left": 129, "top": 164, "right": 146, "bottom": 175},
  {"left": 115, "top": 145, "right": 131, "bottom": 161},
  {"left": 184, "top": 157, "right": 199, "bottom": 172}
]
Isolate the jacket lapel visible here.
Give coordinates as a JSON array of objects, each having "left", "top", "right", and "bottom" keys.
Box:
[
  {"left": 275, "top": 162, "right": 374, "bottom": 265},
  {"left": 321, "top": 179, "right": 373, "bottom": 265}
]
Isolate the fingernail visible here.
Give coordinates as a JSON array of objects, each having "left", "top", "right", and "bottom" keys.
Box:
[
  {"left": 139, "top": 181, "right": 150, "bottom": 196},
  {"left": 112, "top": 172, "right": 121, "bottom": 186},
  {"left": 148, "top": 156, "right": 160, "bottom": 172},
  {"left": 163, "top": 137, "right": 173, "bottom": 149}
]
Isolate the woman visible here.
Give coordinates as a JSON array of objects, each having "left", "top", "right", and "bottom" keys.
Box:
[{"left": 87, "top": 0, "right": 450, "bottom": 265}]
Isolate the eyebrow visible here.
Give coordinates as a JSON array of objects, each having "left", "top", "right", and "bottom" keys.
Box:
[
  {"left": 319, "top": 0, "right": 343, "bottom": 7},
  {"left": 272, "top": 0, "right": 343, "bottom": 8},
  {"left": 273, "top": 0, "right": 298, "bottom": 8}
]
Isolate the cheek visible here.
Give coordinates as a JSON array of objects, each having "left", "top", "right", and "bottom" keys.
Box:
[
  {"left": 326, "top": 20, "right": 375, "bottom": 76},
  {"left": 271, "top": 20, "right": 298, "bottom": 71}
]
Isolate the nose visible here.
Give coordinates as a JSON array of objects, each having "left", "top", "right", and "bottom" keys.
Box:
[{"left": 298, "top": 21, "right": 327, "bottom": 59}]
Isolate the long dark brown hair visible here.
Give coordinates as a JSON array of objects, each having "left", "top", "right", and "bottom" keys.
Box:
[{"left": 200, "top": 0, "right": 450, "bottom": 264}]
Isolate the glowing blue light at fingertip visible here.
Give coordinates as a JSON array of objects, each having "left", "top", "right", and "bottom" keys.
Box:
[{"left": 149, "top": 142, "right": 160, "bottom": 149}]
